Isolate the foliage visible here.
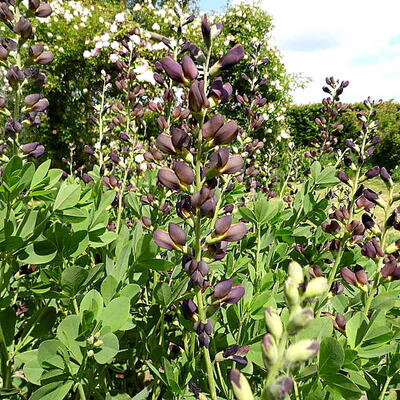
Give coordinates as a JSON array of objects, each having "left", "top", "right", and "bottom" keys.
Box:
[
  {"left": 287, "top": 101, "right": 400, "bottom": 170},
  {"left": 1, "top": 1, "right": 400, "bottom": 400}
]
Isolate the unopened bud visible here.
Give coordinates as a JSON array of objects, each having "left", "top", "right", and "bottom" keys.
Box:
[
  {"left": 303, "top": 277, "right": 329, "bottom": 298},
  {"left": 265, "top": 307, "right": 283, "bottom": 341}
]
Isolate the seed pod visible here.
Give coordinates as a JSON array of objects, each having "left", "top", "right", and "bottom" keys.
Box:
[
  {"left": 230, "top": 370, "right": 254, "bottom": 400},
  {"left": 285, "top": 340, "right": 319, "bottom": 363},
  {"left": 265, "top": 307, "right": 283, "bottom": 341}
]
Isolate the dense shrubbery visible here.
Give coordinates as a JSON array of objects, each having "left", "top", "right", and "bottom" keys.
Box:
[
  {"left": 1, "top": 1, "right": 400, "bottom": 400},
  {"left": 287, "top": 101, "right": 400, "bottom": 170}
]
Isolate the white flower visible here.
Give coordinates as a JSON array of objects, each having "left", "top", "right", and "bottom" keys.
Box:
[
  {"left": 110, "top": 53, "right": 119, "bottom": 63},
  {"left": 152, "top": 22, "right": 160, "bottom": 31},
  {"left": 111, "top": 41, "right": 119, "bottom": 50},
  {"left": 83, "top": 50, "right": 92, "bottom": 58},
  {"left": 135, "top": 154, "right": 145, "bottom": 163},
  {"left": 115, "top": 12, "right": 125, "bottom": 23},
  {"left": 130, "top": 34, "right": 140, "bottom": 45},
  {"left": 99, "top": 17, "right": 105, "bottom": 23},
  {"left": 110, "top": 24, "right": 118, "bottom": 33},
  {"left": 136, "top": 71, "right": 155, "bottom": 85}
]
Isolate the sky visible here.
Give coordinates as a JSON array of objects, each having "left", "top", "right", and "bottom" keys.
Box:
[{"left": 201, "top": 0, "right": 400, "bottom": 104}]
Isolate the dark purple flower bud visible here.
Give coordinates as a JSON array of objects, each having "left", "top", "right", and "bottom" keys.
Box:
[
  {"left": 173, "top": 161, "right": 194, "bottom": 185},
  {"left": 198, "top": 331, "right": 210, "bottom": 348},
  {"left": 29, "top": 0, "right": 40, "bottom": 11},
  {"left": 215, "top": 215, "right": 233, "bottom": 235},
  {"left": 309, "top": 266, "right": 323, "bottom": 278},
  {"left": 24, "top": 93, "right": 42, "bottom": 107},
  {"left": 333, "top": 313, "right": 347, "bottom": 331},
  {"left": 214, "top": 279, "right": 233, "bottom": 299},
  {"left": 338, "top": 171, "right": 349, "bottom": 184},
  {"left": 36, "top": 51, "right": 54, "bottom": 65},
  {"left": 29, "top": 145, "right": 45, "bottom": 158},
  {"left": 381, "top": 256, "right": 397, "bottom": 278},
  {"left": 204, "top": 320, "right": 214, "bottom": 335},
  {"left": 198, "top": 261, "right": 210, "bottom": 277},
  {"left": 84, "top": 145, "right": 95, "bottom": 155},
  {"left": 119, "top": 132, "right": 130, "bottom": 142},
  {"left": 182, "top": 299, "right": 198, "bottom": 321},
  {"left": 330, "top": 281, "right": 344, "bottom": 295},
  {"left": 223, "top": 222, "right": 247, "bottom": 242},
  {"left": 380, "top": 167, "right": 392, "bottom": 183},
  {"left": 168, "top": 223, "right": 186, "bottom": 246},
  {"left": 181, "top": 55, "right": 198, "bottom": 81},
  {"left": 355, "top": 196, "right": 375, "bottom": 211},
  {"left": 158, "top": 167, "right": 180, "bottom": 191},
  {"left": 82, "top": 173, "right": 93, "bottom": 183},
  {"left": 365, "top": 166, "right": 380, "bottom": 179},
  {"left": 341, "top": 267, "right": 357, "bottom": 285},
  {"left": 189, "top": 80, "right": 210, "bottom": 113},
  {"left": 225, "top": 284, "right": 245, "bottom": 304},
  {"left": 153, "top": 229, "right": 175, "bottom": 250},
  {"left": 142, "top": 216, "right": 152, "bottom": 228},
  {"left": 371, "top": 237, "right": 385, "bottom": 257},
  {"left": 363, "top": 188, "right": 379, "bottom": 202},
  {"left": 31, "top": 98, "right": 49, "bottom": 112},
  {"left": 362, "top": 213, "right": 375, "bottom": 229},
  {"left": 29, "top": 44, "right": 44, "bottom": 58},
  {"left": 201, "top": 14, "right": 211, "bottom": 46},
  {"left": 202, "top": 114, "right": 225, "bottom": 140},
  {"left": 211, "top": 44, "right": 244, "bottom": 74},
  {"left": 222, "top": 155, "right": 244, "bottom": 174},
  {"left": 160, "top": 56, "right": 185, "bottom": 83},
  {"left": 156, "top": 133, "right": 176, "bottom": 155},
  {"left": 6, "top": 66, "right": 25, "bottom": 86},
  {"left": 214, "top": 121, "right": 239, "bottom": 145},
  {"left": 0, "top": 3, "right": 14, "bottom": 23},
  {"left": 0, "top": 45, "right": 8, "bottom": 61},
  {"left": 361, "top": 241, "right": 377, "bottom": 258},
  {"left": 35, "top": 3, "right": 52, "bottom": 17},
  {"left": 354, "top": 265, "right": 368, "bottom": 285},
  {"left": 109, "top": 151, "right": 120, "bottom": 164},
  {"left": 13, "top": 17, "right": 33, "bottom": 40},
  {"left": 21, "top": 142, "right": 39, "bottom": 154}
]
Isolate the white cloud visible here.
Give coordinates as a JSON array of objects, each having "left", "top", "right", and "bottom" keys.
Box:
[{"left": 235, "top": 0, "right": 400, "bottom": 104}]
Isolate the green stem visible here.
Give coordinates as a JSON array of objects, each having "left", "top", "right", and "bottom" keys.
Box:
[
  {"left": 379, "top": 375, "right": 392, "bottom": 400},
  {"left": 78, "top": 383, "right": 87, "bottom": 400}
]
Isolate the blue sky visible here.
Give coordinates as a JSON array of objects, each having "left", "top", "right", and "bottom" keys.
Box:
[
  {"left": 214, "top": 0, "right": 400, "bottom": 103},
  {"left": 200, "top": 0, "right": 226, "bottom": 12}
]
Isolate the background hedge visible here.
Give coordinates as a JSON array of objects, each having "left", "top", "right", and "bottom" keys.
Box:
[{"left": 287, "top": 101, "right": 400, "bottom": 170}]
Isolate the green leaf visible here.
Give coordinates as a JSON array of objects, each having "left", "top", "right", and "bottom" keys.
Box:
[
  {"left": 80, "top": 289, "right": 104, "bottom": 322},
  {"left": 30, "top": 307, "right": 57, "bottom": 338},
  {"left": 37, "top": 340, "right": 65, "bottom": 369},
  {"left": 29, "top": 381, "right": 74, "bottom": 400},
  {"left": 23, "top": 358, "right": 43, "bottom": 385},
  {"left": 17, "top": 240, "right": 57, "bottom": 265},
  {"left": 101, "top": 276, "right": 118, "bottom": 305},
  {"left": 323, "top": 373, "right": 361, "bottom": 400},
  {"left": 56, "top": 315, "right": 82, "bottom": 363},
  {"left": 61, "top": 267, "right": 88, "bottom": 296},
  {"left": 319, "top": 338, "right": 344, "bottom": 376},
  {"left": 154, "top": 283, "right": 171, "bottom": 308},
  {"left": 346, "top": 312, "right": 368, "bottom": 348},
  {"left": 93, "top": 332, "right": 119, "bottom": 364},
  {"left": 30, "top": 160, "right": 51, "bottom": 189},
  {"left": 0, "top": 308, "right": 16, "bottom": 348},
  {"left": 101, "top": 297, "right": 130, "bottom": 332},
  {"left": 53, "top": 182, "right": 81, "bottom": 211}
]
